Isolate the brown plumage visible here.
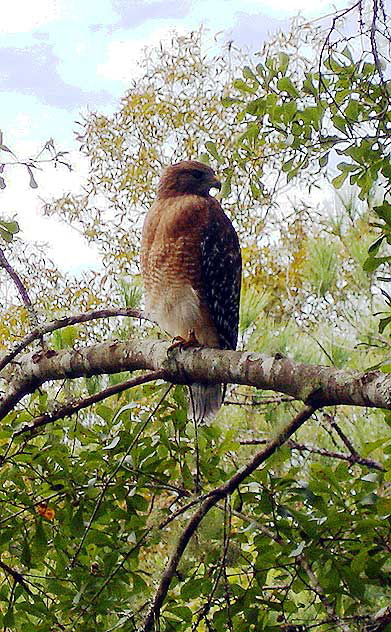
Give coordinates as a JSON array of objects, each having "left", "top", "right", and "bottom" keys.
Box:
[{"left": 141, "top": 160, "right": 242, "bottom": 422}]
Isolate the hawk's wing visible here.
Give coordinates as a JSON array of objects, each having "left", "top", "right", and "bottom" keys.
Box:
[{"left": 200, "top": 200, "right": 242, "bottom": 350}]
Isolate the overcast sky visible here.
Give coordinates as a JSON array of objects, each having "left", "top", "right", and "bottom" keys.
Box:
[{"left": 1, "top": 0, "right": 347, "bottom": 272}]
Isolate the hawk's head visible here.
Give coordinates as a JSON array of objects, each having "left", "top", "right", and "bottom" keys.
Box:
[{"left": 157, "top": 160, "right": 221, "bottom": 198}]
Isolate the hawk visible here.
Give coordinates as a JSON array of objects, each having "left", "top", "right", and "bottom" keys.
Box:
[{"left": 141, "top": 160, "right": 242, "bottom": 422}]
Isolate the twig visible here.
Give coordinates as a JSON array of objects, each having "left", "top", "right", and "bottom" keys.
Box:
[
  {"left": 238, "top": 437, "right": 385, "bottom": 471},
  {"left": 0, "top": 558, "right": 34, "bottom": 596},
  {"left": 299, "top": 556, "right": 352, "bottom": 632},
  {"left": 190, "top": 498, "right": 232, "bottom": 632},
  {"left": 0, "top": 306, "right": 146, "bottom": 374},
  {"left": 0, "top": 246, "right": 40, "bottom": 334},
  {"left": 317, "top": 1, "right": 362, "bottom": 139},
  {"left": 68, "top": 381, "right": 172, "bottom": 569},
  {"left": 365, "top": 605, "right": 391, "bottom": 631},
  {"left": 216, "top": 504, "right": 283, "bottom": 543},
  {"left": 12, "top": 369, "right": 167, "bottom": 439},
  {"left": 141, "top": 405, "right": 316, "bottom": 631},
  {"left": 323, "top": 412, "right": 361, "bottom": 458}
]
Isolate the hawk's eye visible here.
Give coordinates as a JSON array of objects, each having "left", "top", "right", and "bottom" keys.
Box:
[{"left": 191, "top": 170, "right": 204, "bottom": 180}]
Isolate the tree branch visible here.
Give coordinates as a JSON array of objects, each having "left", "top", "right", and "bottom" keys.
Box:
[
  {"left": 0, "top": 246, "right": 40, "bottom": 330},
  {"left": 239, "top": 438, "right": 385, "bottom": 471},
  {"left": 299, "top": 556, "right": 352, "bottom": 632},
  {"left": 365, "top": 605, "right": 391, "bottom": 632},
  {"left": 2, "top": 337, "right": 391, "bottom": 421},
  {"left": 0, "top": 558, "right": 34, "bottom": 597},
  {"left": 141, "top": 405, "right": 316, "bottom": 631},
  {"left": 0, "top": 306, "right": 145, "bottom": 373},
  {"left": 11, "top": 369, "right": 167, "bottom": 440}
]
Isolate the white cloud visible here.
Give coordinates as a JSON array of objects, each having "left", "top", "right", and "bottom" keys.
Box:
[
  {"left": 230, "top": 0, "right": 346, "bottom": 16},
  {"left": 1, "top": 146, "right": 100, "bottom": 273},
  {"left": 0, "top": 0, "right": 64, "bottom": 34},
  {"left": 97, "top": 25, "right": 183, "bottom": 82}
]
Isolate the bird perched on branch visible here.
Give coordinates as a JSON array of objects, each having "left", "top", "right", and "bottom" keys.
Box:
[{"left": 141, "top": 160, "right": 242, "bottom": 423}]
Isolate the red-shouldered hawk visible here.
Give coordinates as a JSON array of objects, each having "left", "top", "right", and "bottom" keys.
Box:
[{"left": 141, "top": 160, "right": 242, "bottom": 423}]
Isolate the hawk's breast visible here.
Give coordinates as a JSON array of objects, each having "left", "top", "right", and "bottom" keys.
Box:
[{"left": 140, "top": 196, "right": 220, "bottom": 346}]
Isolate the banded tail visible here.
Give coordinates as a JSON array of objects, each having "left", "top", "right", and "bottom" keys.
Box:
[{"left": 188, "top": 383, "right": 225, "bottom": 424}]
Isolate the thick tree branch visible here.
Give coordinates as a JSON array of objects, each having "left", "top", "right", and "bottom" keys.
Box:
[
  {"left": 1, "top": 337, "right": 391, "bottom": 421},
  {"left": 141, "top": 405, "right": 316, "bottom": 631}
]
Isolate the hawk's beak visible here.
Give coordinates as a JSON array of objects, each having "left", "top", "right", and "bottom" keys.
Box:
[{"left": 211, "top": 178, "right": 222, "bottom": 191}]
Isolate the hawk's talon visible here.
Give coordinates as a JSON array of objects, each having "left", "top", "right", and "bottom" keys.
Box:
[{"left": 168, "top": 330, "right": 201, "bottom": 354}]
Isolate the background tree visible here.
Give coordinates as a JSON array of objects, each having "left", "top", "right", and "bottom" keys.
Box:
[{"left": 0, "top": 3, "right": 391, "bottom": 631}]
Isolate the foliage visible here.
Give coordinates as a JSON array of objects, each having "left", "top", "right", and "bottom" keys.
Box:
[
  {"left": 43, "top": 29, "right": 269, "bottom": 280},
  {"left": 227, "top": 1, "right": 391, "bottom": 335},
  {"left": 0, "top": 3, "right": 391, "bottom": 631}
]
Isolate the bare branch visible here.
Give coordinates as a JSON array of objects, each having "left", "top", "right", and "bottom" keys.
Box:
[
  {"left": 225, "top": 395, "right": 295, "bottom": 406},
  {"left": 2, "top": 338, "right": 391, "bottom": 422},
  {"left": 365, "top": 605, "right": 391, "bottom": 632},
  {"left": 323, "top": 412, "right": 361, "bottom": 458},
  {"left": 0, "top": 246, "right": 39, "bottom": 329},
  {"left": 239, "top": 437, "right": 385, "bottom": 471}
]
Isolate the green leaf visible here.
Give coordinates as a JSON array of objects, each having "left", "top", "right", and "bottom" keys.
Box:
[
  {"left": 168, "top": 606, "right": 193, "bottom": 622},
  {"left": 332, "top": 171, "right": 349, "bottom": 189},
  {"left": 303, "top": 75, "right": 317, "bottom": 95},
  {"left": 319, "top": 152, "right": 329, "bottom": 168},
  {"left": 32, "top": 520, "right": 48, "bottom": 560},
  {"left": 70, "top": 505, "right": 85, "bottom": 537},
  {"left": 0, "top": 226, "right": 13, "bottom": 242},
  {"left": 374, "top": 203, "right": 391, "bottom": 227},
  {"left": 363, "top": 256, "right": 391, "bottom": 273},
  {"left": 221, "top": 96, "right": 242, "bottom": 107},
  {"left": 345, "top": 98, "right": 359, "bottom": 120},
  {"left": 242, "top": 65, "right": 258, "bottom": 82},
  {"left": 0, "top": 220, "right": 19, "bottom": 234},
  {"left": 21, "top": 538, "right": 32, "bottom": 568},
  {"left": 277, "top": 77, "right": 299, "bottom": 97},
  {"left": 368, "top": 235, "right": 385, "bottom": 254},
  {"left": 3, "top": 607, "right": 14, "bottom": 628},
  {"left": 277, "top": 52, "right": 289, "bottom": 74},
  {"left": 379, "top": 318, "right": 391, "bottom": 334},
  {"left": 233, "top": 78, "right": 257, "bottom": 94},
  {"left": 181, "top": 577, "right": 211, "bottom": 600},
  {"left": 341, "top": 46, "right": 353, "bottom": 61},
  {"left": 204, "top": 141, "right": 221, "bottom": 162}
]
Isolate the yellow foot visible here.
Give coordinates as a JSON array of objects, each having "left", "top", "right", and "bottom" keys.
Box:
[{"left": 168, "top": 329, "right": 201, "bottom": 352}]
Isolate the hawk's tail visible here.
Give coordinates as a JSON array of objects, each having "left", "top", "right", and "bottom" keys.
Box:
[{"left": 188, "top": 383, "right": 224, "bottom": 424}]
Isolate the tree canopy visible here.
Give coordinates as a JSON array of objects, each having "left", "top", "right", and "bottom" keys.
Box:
[{"left": 1, "top": 3, "right": 391, "bottom": 630}]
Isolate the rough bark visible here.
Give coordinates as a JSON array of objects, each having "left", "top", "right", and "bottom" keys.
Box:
[{"left": 1, "top": 336, "right": 391, "bottom": 421}]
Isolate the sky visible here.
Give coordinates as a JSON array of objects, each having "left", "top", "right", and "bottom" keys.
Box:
[{"left": 1, "top": 0, "right": 348, "bottom": 273}]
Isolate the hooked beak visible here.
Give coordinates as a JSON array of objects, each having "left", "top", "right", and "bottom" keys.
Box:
[{"left": 210, "top": 177, "right": 222, "bottom": 192}]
